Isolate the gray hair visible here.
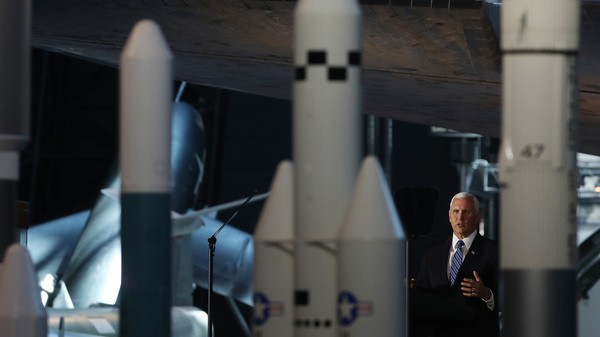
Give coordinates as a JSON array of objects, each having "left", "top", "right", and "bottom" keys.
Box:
[{"left": 449, "top": 192, "right": 480, "bottom": 213}]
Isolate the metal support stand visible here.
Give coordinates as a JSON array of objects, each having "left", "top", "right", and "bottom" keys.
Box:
[
  {"left": 207, "top": 191, "right": 256, "bottom": 337},
  {"left": 208, "top": 236, "right": 216, "bottom": 337}
]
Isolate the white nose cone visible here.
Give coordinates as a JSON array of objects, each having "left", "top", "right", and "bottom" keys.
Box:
[
  {"left": 122, "top": 20, "right": 172, "bottom": 59},
  {"left": 253, "top": 160, "right": 294, "bottom": 337},
  {"left": 254, "top": 160, "right": 294, "bottom": 241},
  {"left": 338, "top": 156, "right": 406, "bottom": 337},
  {"left": 0, "top": 244, "right": 48, "bottom": 337},
  {"left": 340, "top": 156, "right": 404, "bottom": 240}
]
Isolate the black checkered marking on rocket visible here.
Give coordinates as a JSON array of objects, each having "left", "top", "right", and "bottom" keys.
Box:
[
  {"left": 295, "top": 50, "right": 361, "bottom": 81},
  {"left": 294, "top": 290, "right": 334, "bottom": 329}
]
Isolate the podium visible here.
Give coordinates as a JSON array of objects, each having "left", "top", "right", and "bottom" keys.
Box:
[{"left": 409, "top": 288, "right": 478, "bottom": 337}]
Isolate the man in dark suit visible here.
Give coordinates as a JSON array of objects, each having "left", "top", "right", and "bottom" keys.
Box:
[{"left": 414, "top": 192, "right": 499, "bottom": 337}]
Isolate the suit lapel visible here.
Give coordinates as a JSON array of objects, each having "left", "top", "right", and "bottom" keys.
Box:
[
  {"left": 457, "top": 234, "right": 482, "bottom": 283},
  {"left": 433, "top": 237, "right": 453, "bottom": 286},
  {"left": 464, "top": 234, "right": 482, "bottom": 265},
  {"left": 441, "top": 237, "right": 454, "bottom": 286}
]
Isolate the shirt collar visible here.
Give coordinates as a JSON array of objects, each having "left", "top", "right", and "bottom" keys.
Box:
[{"left": 452, "top": 230, "right": 477, "bottom": 251}]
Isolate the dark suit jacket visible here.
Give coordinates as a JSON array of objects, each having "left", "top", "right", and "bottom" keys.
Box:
[{"left": 416, "top": 234, "right": 499, "bottom": 337}]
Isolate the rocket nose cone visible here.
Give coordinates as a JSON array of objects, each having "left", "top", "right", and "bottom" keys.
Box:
[
  {"left": 1, "top": 244, "right": 34, "bottom": 277},
  {"left": 122, "top": 19, "right": 172, "bottom": 59},
  {"left": 295, "top": 0, "right": 361, "bottom": 15},
  {"left": 255, "top": 160, "right": 294, "bottom": 241},
  {"left": 0, "top": 244, "right": 46, "bottom": 314},
  {"left": 340, "top": 155, "right": 405, "bottom": 240},
  {"left": 362, "top": 155, "right": 379, "bottom": 170}
]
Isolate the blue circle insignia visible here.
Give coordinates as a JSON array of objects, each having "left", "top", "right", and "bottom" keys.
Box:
[
  {"left": 254, "top": 292, "right": 270, "bottom": 326},
  {"left": 338, "top": 291, "right": 358, "bottom": 326}
]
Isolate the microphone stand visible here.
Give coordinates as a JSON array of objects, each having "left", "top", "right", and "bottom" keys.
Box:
[{"left": 208, "top": 191, "right": 256, "bottom": 337}]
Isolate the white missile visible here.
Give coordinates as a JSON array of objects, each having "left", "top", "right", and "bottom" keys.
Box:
[
  {"left": 253, "top": 160, "right": 294, "bottom": 337},
  {"left": 293, "top": 0, "right": 362, "bottom": 336},
  {"left": 0, "top": 244, "right": 47, "bottom": 337},
  {"left": 499, "top": 0, "right": 579, "bottom": 336},
  {"left": 119, "top": 19, "right": 172, "bottom": 337},
  {"left": 338, "top": 156, "right": 406, "bottom": 337}
]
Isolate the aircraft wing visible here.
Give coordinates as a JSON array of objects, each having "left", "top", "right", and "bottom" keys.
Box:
[{"left": 31, "top": 0, "right": 600, "bottom": 154}]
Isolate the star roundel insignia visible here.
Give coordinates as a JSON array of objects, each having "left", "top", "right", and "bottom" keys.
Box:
[
  {"left": 337, "top": 291, "right": 358, "bottom": 326},
  {"left": 254, "top": 292, "right": 270, "bottom": 326}
]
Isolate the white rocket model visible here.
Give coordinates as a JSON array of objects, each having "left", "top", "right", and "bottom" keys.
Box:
[
  {"left": 119, "top": 19, "right": 173, "bottom": 337},
  {"left": 254, "top": 1, "right": 408, "bottom": 336},
  {"left": 253, "top": 161, "right": 295, "bottom": 337},
  {"left": 338, "top": 156, "right": 406, "bottom": 337},
  {"left": 0, "top": 244, "right": 47, "bottom": 337},
  {"left": 292, "top": 0, "right": 362, "bottom": 336},
  {"left": 499, "top": 0, "right": 580, "bottom": 336}
]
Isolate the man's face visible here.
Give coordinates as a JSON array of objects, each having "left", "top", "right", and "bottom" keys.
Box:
[{"left": 448, "top": 197, "right": 482, "bottom": 239}]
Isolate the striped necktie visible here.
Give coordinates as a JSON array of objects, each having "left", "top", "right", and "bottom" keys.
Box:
[{"left": 450, "top": 240, "right": 464, "bottom": 286}]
